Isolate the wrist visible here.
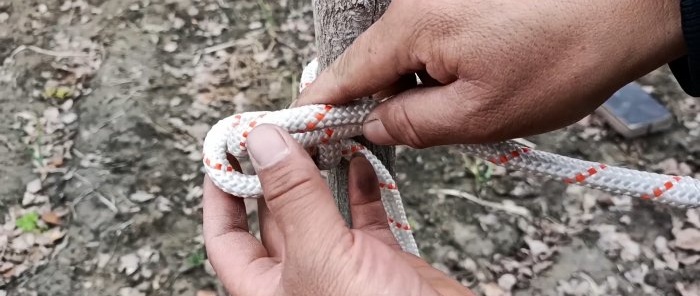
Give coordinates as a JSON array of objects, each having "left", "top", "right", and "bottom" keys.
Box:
[
  {"left": 611, "top": 0, "right": 685, "bottom": 81},
  {"left": 570, "top": 0, "right": 684, "bottom": 90}
]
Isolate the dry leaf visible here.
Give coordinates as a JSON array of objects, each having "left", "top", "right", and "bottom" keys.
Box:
[
  {"left": 687, "top": 209, "right": 700, "bottom": 229},
  {"left": 41, "top": 212, "right": 62, "bottom": 225},
  {"left": 674, "top": 228, "right": 700, "bottom": 251},
  {"left": 676, "top": 282, "right": 700, "bottom": 296},
  {"left": 130, "top": 191, "right": 155, "bottom": 203},
  {"left": 118, "top": 254, "right": 140, "bottom": 275},
  {"left": 196, "top": 291, "right": 217, "bottom": 296},
  {"left": 480, "top": 282, "right": 507, "bottom": 296},
  {"left": 498, "top": 274, "right": 517, "bottom": 291},
  {"left": 26, "top": 179, "right": 42, "bottom": 194}
]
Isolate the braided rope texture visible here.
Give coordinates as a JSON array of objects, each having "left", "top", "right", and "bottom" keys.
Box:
[{"left": 202, "top": 58, "right": 700, "bottom": 256}]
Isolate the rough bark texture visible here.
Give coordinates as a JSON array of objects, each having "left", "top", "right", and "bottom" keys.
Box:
[{"left": 312, "top": 0, "right": 393, "bottom": 225}]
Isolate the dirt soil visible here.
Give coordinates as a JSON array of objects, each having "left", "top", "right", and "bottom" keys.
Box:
[{"left": 1, "top": 0, "right": 700, "bottom": 295}]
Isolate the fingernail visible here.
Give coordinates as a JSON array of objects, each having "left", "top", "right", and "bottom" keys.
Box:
[
  {"left": 363, "top": 119, "right": 396, "bottom": 145},
  {"left": 247, "top": 125, "right": 290, "bottom": 168}
]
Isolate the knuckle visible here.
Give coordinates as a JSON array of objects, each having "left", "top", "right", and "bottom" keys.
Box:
[
  {"left": 261, "top": 163, "right": 321, "bottom": 207},
  {"left": 384, "top": 101, "right": 430, "bottom": 149},
  {"left": 450, "top": 81, "right": 515, "bottom": 142}
]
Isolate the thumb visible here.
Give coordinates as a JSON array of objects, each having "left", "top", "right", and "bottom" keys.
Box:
[
  {"left": 363, "top": 81, "right": 496, "bottom": 148},
  {"left": 295, "top": 1, "right": 421, "bottom": 106},
  {"left": 246, "top": 124, "right": 350, "bottom": 249}
]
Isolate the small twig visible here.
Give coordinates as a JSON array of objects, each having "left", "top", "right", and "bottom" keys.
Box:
[
  {"left": 9, "top": 45, "right": 89, "bottom": 60},
  {"left": 202, "top": 40, "right": 237, "bottom": 54},
  {"left": 88, "top": 111, "right": 126, "bottom": 134},
  {"left": 74, "top": 173, "right": 118, "bottom": 213},
  {"left": 192, "top": 40, "right": 237, "bottom": 65},
  {"left": 577, "top": 272, "right": 602, "bottom": 296},
  {"left": 95, "top": 191, "right": 118, "bottom": 213},
  {"left": 429, "top": 188, "right": 531, "bottom": 218}
]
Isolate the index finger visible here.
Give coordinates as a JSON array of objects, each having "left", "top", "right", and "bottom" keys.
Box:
[
  {"left": 296, "top": 1, "right": 422, "bottom": 106},
  {"left": 202, "top": 176, "right": 277, "bottom": 294}
]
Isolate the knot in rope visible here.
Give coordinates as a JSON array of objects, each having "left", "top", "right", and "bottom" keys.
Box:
[{"left": 202, "top": 58, "right": 700, "bottom": 256}]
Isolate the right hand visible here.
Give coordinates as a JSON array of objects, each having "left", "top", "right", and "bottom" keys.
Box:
[{"left": 296, "top": 0, "right": 686, "bottom": 148}]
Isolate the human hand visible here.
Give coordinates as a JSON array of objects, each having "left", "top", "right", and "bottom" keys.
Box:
[
  {"left": 297, "top": 0, "right": 685, "bottom": 148},
  {"left": 203, "top": 124, "right": 474, "bottom": 296}
]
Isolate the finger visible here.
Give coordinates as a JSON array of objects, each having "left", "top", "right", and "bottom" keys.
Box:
[
  {"left": 362, "top": 80, "right": 499, "bottom": 148},
  {"left": 416, "top": 71, "right": 442, "bottom": 87},
  {"left": 202, "top": 176, "right": 277, "bottom": 294},
  {"left": 371, "top": 74, "right": 419, "bottom": 100},
  {"left": 348, "top": 155, "right": 400, "bottom": 249},
  {"left": 296, "top": 2, "right": 422, "bottom": 106},
  {"left": 246, "top": 124, "right": 350, "bottom": 252},
  {"left": 258, "top": 199, "right": 285, "bottom": 258}
]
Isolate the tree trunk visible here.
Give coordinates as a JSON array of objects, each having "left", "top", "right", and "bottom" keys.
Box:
[{"left": 312, "top": 0, "right": 393, "bottom": 225}]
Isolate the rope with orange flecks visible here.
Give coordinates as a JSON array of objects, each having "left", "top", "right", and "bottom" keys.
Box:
[{"left": 202, "top": 58, "right": 700, "bottom": 257}]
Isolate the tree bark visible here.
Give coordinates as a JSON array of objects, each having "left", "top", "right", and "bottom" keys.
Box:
[{"left": 312, "top": 0, "right": 393, "bottom": 225}]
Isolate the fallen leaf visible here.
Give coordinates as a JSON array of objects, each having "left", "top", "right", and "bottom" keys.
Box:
[
  {"left": 26, "top": 179, "right": 42, "bottom": 194},
  {"left": 118, "top": 254, "right": 140, "bottom": 275},
  {"left": 480, "top": 282, "right": 506, "bottom": 296},
  {"left": 498, "top": 273, "right": 517, "bottom": 291},
  {"left": 41, "top": 211, "right": 62, "bottom": 225},
  {"left": 130, "top": 191, "right": 155, "bottom": 203},
  {"left": 687, "top": 209, "right": 700, "bottom": 229},
  {"left": 0, "top": 263, "right": 13, "bottom": 273},
  {"left": 118, "top": 287, "right": 145, "bottom": 296},
  {"left": 678, "top": 254, "right": 700, "bottom": 265},
  {"left": 676, "top": 282, "right": 700, "bottom": 296},
  {"left": 196, "top": 290, "right": 217, "bottom": 296},
  {"left": 525, "top": 238, "right": 549, "bottom": 257},
  {"left": 674, "top": 228, "right": 700, "bottom": 251}
]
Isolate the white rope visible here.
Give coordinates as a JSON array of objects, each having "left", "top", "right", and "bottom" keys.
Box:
[{"left": 202, "top": 58, "right": 700, "bottom": 256}]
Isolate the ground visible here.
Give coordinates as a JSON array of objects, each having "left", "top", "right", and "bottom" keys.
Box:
[{"left": 0, "top": 0, "right": 699, "bottom": 295}]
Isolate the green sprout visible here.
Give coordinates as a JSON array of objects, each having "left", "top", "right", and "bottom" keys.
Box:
[{"left": 16, "top": 212, "right": 40, "bottom": 232}]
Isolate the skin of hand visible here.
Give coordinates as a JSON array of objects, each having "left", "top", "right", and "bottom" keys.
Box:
[
  {"left": 202, "top": 124, "right": 475, "bottom": 296},
  {"left": 296, "top": 0, "right": 686, "bottom": 148}
]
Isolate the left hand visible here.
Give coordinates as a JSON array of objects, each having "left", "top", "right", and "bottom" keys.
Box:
[{"left": 202, "top": 124, "right": 474, "bottom": 296}]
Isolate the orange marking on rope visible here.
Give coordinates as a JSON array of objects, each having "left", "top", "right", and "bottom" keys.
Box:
[
  {"left": 640, "top": 176, "right": 682, "bottom": 200},
  {"left": 490, "top": 147, "right": 531, "bottom": 164},
  {"left": 226, "top": 166, "right": 233, "bottom": 172},
  {"left": 205, "top": 158, "right": 211, "bottom": 166},
  {"left": 351, "top": 145, "right": 363, "bottom": 153},
  {"left": 306, "top": 122, "right": 316, "bottom": 130},
  {"left": 315, "top": 113, "right": 325, "bottom": 121},
  {"left": 563, "top": 164, "right": 607, "bottom": 184},
  {"left": 325, "top": 128, "right": 334, "bottom": 137},
  {"left": 214, "top": 163, "right": 222, "bottom": 170}
]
